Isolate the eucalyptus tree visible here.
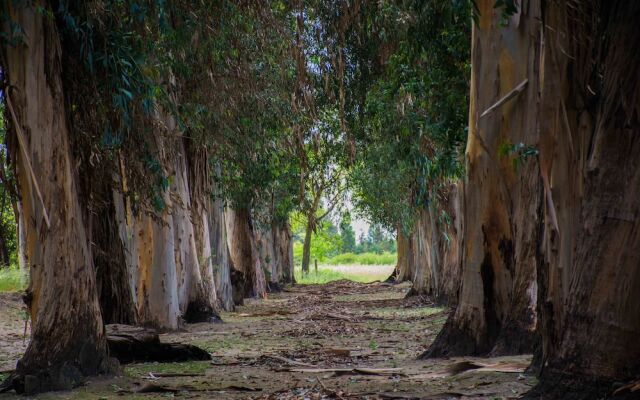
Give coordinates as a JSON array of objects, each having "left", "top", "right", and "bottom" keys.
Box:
[
  {"left": 0, "top": 0, "right": 297, "bottom": 392},
  {"left": 317, "top": 0, "right": 470, "bottom": 297}
]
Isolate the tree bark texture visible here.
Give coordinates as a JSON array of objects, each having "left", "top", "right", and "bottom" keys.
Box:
[
  {"left": 3, "top": 3, "right": 113, "bottom": 393},
  {"left": 226, "top": 208, "right": 267, "bottom": 301},
  {"left": 169, "top": 138, "right": 218, "bottom": 323},
  {"left": 528, "top": 1, "right": 640, "bottom": 398},
  {"left": 208, "top": 196, "right": 234, "bottom": 311},
  {"left": 407, "top": 184, "right": 462, "bottom": 305},
  {"left": 425, "top": 0, "right": 541, "bottom": 358},
  {"left": 301, "top": 216, "right": 314, "bottom": 275}
]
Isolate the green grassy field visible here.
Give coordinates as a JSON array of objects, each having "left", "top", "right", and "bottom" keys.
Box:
[
  {"left": 0, "top": 266, "right": 26, "bottom": 292},
  {"left": 326, "top": 251, "right": 396, "bottom": 265},
  {"left": 294, "top": 263, "right": 395, "bottom": 284}
]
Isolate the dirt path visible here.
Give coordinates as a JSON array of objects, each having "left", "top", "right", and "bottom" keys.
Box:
[{"left": 0, "top": 281, "right": 535, "bottom": 399}]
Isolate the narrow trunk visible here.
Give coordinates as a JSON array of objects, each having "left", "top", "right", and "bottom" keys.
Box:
[
  {"left": 301, "top": 217, "right": 314, "bottom": 275},
  {"left": 528, "top": 1, "right": 640, "bottom": 398},
  {"left": 425, "top": 0, "right": 541, "bottom": 357},
  {"left": 16, "top": 201, "right": 27, "bottom": 278},
  {"left": 3, "top": 4, "right": 113, "bottom": 393}
]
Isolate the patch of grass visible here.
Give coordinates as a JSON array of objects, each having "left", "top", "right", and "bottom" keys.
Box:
[
  {"left": 0, "top": 266, "right": 26, "bottom": 292},
  {"left": 327, "top": 252, "right": 397, "bottom": 266},
  {"left": 125, "top": 360, "right": 209, "bottom": 378},
  {"left": 294, "top": 264, "right": 391, "bottom": 284}
]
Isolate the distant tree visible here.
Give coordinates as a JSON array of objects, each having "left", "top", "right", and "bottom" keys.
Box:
[{"left": 339, "top": 213, "right": 356, "bottom": 253}]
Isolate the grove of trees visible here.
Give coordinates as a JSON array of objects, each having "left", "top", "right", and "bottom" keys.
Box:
[{"left": 0, "top": 0, "right": 638, "bottom": 398}]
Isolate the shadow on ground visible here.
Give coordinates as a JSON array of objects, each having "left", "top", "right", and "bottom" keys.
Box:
[{"left": 0, "top": 281, "right": 535, "bottom": 399}]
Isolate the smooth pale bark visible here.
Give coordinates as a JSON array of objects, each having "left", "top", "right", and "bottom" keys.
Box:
[
  {"left": 226, "top": 208, "right": 267, "bottom": 301},
  {"left": 529, "top": 1, "right": 640, "bottom": 397},
  {"left": 426, "top": 0, "right": 540, "bottom": 357},
  {"left": 4, "top": 4, "right": 112, "bottom": 392}
]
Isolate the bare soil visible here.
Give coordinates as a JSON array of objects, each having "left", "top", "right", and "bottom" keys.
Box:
[{"left": 0, "top": 281, "right": 536, "bottom": 399}]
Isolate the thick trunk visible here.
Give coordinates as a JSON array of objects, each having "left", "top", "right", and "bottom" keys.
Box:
[
  {"left": 226, "top": 208, "right": 267, "bottom": 301},
  {"left": 3, "top": 4, "right": 113, "bottom": 393},
  {"left": 390, "top": 227, "right": 413, "bottom": 282},
  {"left": 114, "top": 191, "right": 181, "bottom": 330},
  {"left": 255, "top": 224, "right": 277, "bottom": 288},
  {"left": 528, "top": 1, "right": 640, "bottom": 398},
  {"left": 93, "top": 183, "right": 138, "bottom": 325},
  {"left": 170, "top": 139, "right": 218, "bottom": 323},
  {"left": 301, "top": 217, "right": 314, "bottom": 275},
  {"left": 439, "top": 183, "right": 463, "bottom": 306},
  {"left": 256, "top": 221, "right": 295, "bottom": 290},
  {"left": 208, "top": 197, "right": 234, "bottom": 311},
  {"left": 407, "top": 208, "right": 434, "bottom": 297},
  {"left": 425, "top": 0, "right": 540, "bottom": 358},
  {"left": 273, "top": 222, "right": 295, "bottom": 285},
  {"left": 407, "top": 185, "right": 462, "bottom": 304}
]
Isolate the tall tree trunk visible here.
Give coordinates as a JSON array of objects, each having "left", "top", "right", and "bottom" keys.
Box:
[
  {"left": 208, "top": 196, "right": 234, "bottom": 311},
  {"left": 170, "top": 139, "right": 218, "bottom": 323},
  {"left": 255, "top": 224, "right": 277, "bottom": 288},
  {"left": 408, "top": 186, "right": 463, "bottom": 304},
  {"left": 226, "top": 208, "right": 267, "bottom": 301},
  {"left": 3, "top": 4, "right": 113, "bottom": 393},
  {"left": 113, "top": 188, "right": 181, "bottom": 330},
  {"left": 439, "top": 183, "right": 463, "bottom": 306},
  {"left": 93, "top": 182, "right": 138, "bottom": 325},
  {"left": 425, "top": 0, "right": 541, "bottom": 358},
  {"left": 528, "top": 1, "right": 640, "bottom": 398},
  {"left": 273, "top": 222, "right": 295, "bottom": 285},
  {"left": 301, "top": 216, "right": 314, "bottom": 275},
  {"left": 407, "top": 208, "right": 433, "bottom": 297},
  {"left": 389, "top": 227, "right": 413, "bottom": 282}
]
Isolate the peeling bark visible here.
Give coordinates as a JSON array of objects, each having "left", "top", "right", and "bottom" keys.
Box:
[
  {"left": 528, "top": 1, "right": 640, "bottom": 398},
  {"left": 226, "top": 208, "right": 267, "bottom": 301},
  {"left": 170, "top": 139, "right": 218, "bottom": 323},
  {"left": 208, "top": 196, "right": 234, "bottom": 311},
  {"left": 3, "top": 3, "right": 113, "bottom": 393},
  {"left": 407, "top": 185, "right": 462, "bottom": 305},
  {"left": 425, "top": 0, "right": 541, "bottom": 358}
]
